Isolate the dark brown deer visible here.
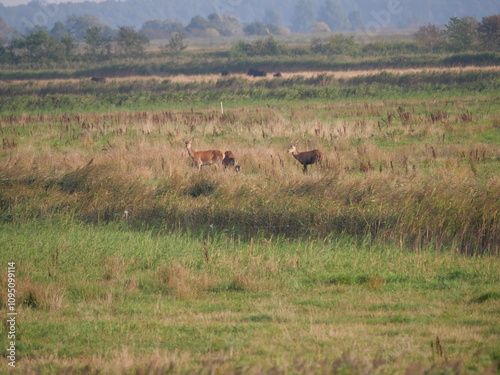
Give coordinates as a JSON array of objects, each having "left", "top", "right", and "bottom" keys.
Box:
[
  {"left": 222, "top": 151, "right": 241, "bottom": 172},
  {"left": 287, "top": 143, "right": 323, "bottom": 173}
]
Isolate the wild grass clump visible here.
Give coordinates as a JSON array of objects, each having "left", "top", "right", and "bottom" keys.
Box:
[
  {"left": 186, "top": 175, "right": 219, "bottom": 197},
  {"left": 16, "top": 281, "right": 66, "bottom": 311},
  {"left": 156, "top": 262, "right": 218, "bottom": 300}
]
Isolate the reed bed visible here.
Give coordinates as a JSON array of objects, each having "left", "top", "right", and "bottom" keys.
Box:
[{"left": 1, "top": 96, "right": 498, "bottom": 254}]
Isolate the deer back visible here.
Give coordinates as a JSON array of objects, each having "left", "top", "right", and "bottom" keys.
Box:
[
  {"left": 198, "top": 149, "right": 223, "bottom": 164},
  {"left": 296, "top": 149, "right": 322, "bottom": 165}
]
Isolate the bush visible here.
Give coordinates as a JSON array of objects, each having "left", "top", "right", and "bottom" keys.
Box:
[
  {"left": 230, "top": 36, "right": 288, "bottom": 57},
  {"left": 312, "top": 34, "right": 359, "bottom": 56},
  {"left": 186, "top": 176, "right": 218, "bottom": 197}
]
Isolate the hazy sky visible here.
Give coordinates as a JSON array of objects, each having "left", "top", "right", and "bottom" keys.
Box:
[{"left": 0, "top": 0, "right": 102, "bottom": 5}]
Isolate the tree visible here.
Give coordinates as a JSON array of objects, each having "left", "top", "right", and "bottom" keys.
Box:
[
  {"left": 312, "top": 34, "right": 359, "bottom": 55},
  {"left": 140, "top": 19, "right": 185, "bottom": 40},
  {"left": 251, "top": 36, "right": 287, "bottom": 55},
  {"left": 115, "top": 26, "right": 149, "bottom": 57},
  {"left": 318, "top": 0, "right": 349, "bottom": 32},
  {"left": 65, "top": 14, "right": 106, "bottom": 41},
  {"left": 50, "top": 21, "right": 69, "bottom": 40},
  {"left": 230, "top": 40, "right": 252, "bottom": 57},
  {"left": 186, "top": 15, "right": 210, "bottom": 33},
  {"left": 348, "top": 10, "right": 364, "bottom": 31},
  {"left": 244, "top": 22, "right": 270, "bottom": 36},
  {"left": 84, "top": 26, "right": 112, "bottom": 60},
  {"left": 230, "top": 37, "right": 287, "bottom": 57},
  {"left": 9, "top": 30, "right": 67, "bottom": 62},
  {"left": 0, "top": 37, "right": 12, "bottom": 63},
  {"left": 0, "top": 18, "right": 19, "bottom": 42},
  {"left": 60, "top": 35, "right": 76, "bottom": 57},
  {"left": 208, "top": 13, "right": 243, "bottom": 37},
  {"left": 166, "top": 32, "right": 187, "bottom": 53},
  {"left": 291, "top": 0, "right": 315, "bottom": 33},
  {"left": 413, "top": 23, "right": 444, "bottom": 52},
  {"left": 263, "top": 9, "right": 282, "bottom": 27},
  {"left": 444, "top": 16, "right": 479, "bottom": 52},
  {"left": 312, "top": 22, "right": 331, "bottom": 33},
  {"left": 478, "top": 15, "right": 500, "bottom": 51}
]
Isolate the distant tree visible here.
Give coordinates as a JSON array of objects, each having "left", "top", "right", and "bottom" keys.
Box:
[
  {"left": 116, "top": 26, "right": 149, "bottom": 57},
  {"left": 140, "top": 19, "right": 185, "bottom": 40},
  {"left": 60, "top": 34, "right": 76, "bottom": 57},
  {"left": 252, "top": 36, "right": 287, "bottom": 55},
  {"left": 65, "top": 14, "right": 107, "bottom": 41},
  {"left": 50, "top": 21, "right": 69, "bottom": 40},
  {"left": 230, "top": 36, "right": 287, "bottom": 56},
  {"left": 0, "top": 37, "right": 11, "bottom": 63},
  {"left": 312, "top": 34, "right": 358, "bottom": 55},
  {"left": 444, "top": 16, "right": 479, "bottom": 52},
  {"left": 0, "top": 18, "right": 19, "bottom": 42},
  {"left": 291, "top": 0, "right": 315, "bottom": 33},
  {"left": 208, "top": 13, "right": 244, "bottom": 37},
  {"left": 263, "top": 9, "right": 282, "bottom": 27},
  {"left": 165, "top": 20, "right": 185, "bottom": 35},
  {"left": 166, "top": 32, "right": 187, "bottom": 53},
  {"left": 186, "top": 15, "right": 210, "bottom": 33},
  {"left": 348, "top": 10, "right": 364, "bottom": 31},
  {"left": 312, "top": 22, "right": 331, "bottom": 33},
  {"left": 267, "top": 24, "right": 284, "bottom": 35},
  {"left": 478, "top": 14, "right": 500, "bottom": 51},
  {"left": 9, "top": 30, "right": 67, "bottom": 62},
  {"left": 244, "top": 22, "right": 270, "bottom": 36},
  {"left": 230, "top": 40, "right": 252, "bottom": 57},
  {"left": 413, "top": 23, "right": 444, "bottom": 52},
  {"left": 318, "top": 0, "right": 350, "bottom": 32},
  {"left": 84, "top": 26, "right": 112, "bottom": 60},
  {"left": 204, "top": 28, "right": 221, "bottom": 38}
]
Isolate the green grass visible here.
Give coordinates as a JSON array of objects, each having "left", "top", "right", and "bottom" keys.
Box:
[
  {"left": 0, "top": 70, "right": 498, "bottom": 115},
  {"left": 0, "top": 219, "right": 499, "bottom": 374}
]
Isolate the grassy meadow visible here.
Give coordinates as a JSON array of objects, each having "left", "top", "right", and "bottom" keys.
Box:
[{"left": 0, "top": 61, "right": 499, "bottom": 374}]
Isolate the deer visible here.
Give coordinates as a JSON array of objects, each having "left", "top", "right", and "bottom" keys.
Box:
[
  {"left": 222, "top": 151, "right": 241, "bottom": 172},
  {"left": 287, "top": 142, "right": 323, "bottom": 174},
  {"left": 183, "top": 139, "right": 224, "bottom": 170}
]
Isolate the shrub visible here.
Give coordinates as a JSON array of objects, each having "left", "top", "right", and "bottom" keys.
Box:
[{"left": 186, "top": 176, "right": 218, "bottom": 197}]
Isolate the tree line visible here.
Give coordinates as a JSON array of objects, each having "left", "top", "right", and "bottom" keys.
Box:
[
  {"left": 0, "top": 14, "right": 498, "bottom": 65},
  {"left": 1, "top": 0, "right": 498, "bottom": 33}
]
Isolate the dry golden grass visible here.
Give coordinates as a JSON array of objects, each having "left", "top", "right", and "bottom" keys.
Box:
[
  {"left": 3, "top": 65, "right": 499, "bottom": 86},
  {"left": 1, "top": 94, "right": 499, "bottom": 252},
  {"left": 156, "top": 262, "right": 218, "bottom": 300}
]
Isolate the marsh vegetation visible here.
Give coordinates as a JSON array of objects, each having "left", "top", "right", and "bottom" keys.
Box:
[{"left": 0, "top": 40, "right": 499, "bottom": 374}]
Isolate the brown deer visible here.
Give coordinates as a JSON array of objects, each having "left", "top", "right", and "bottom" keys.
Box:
[
  {"left": 287, "top": 143, "right": 323, "bottom": 173},
  {"left": 222, "top": 151, "right": 241, "bottom": 172},
  {"left": 183, "top": 139, "right": 223, "bottom": 170}
]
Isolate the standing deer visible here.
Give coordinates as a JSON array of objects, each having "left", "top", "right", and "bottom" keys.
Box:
[
  {"left": 288, "top": 143, "right": 323, "bottom": 173},
  {"left": 183, "top": 139, "right": 224, "bottom": 170}
]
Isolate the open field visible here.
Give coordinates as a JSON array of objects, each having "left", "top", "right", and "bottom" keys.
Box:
[
  {"left": 1, "top": 222, "right": 499, "bottom": 374},
  {"left": 0, "top": 62, "right": 499, "bottom": 374}
]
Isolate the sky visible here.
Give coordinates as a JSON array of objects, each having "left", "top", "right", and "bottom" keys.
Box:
[{"left": 0, "top": 0, "right": 102, "bottom": 5}]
